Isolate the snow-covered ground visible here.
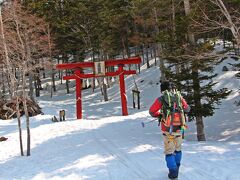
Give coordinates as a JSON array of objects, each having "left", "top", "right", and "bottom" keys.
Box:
[{"left": 0, "top": 56, "right": 239, "bottom": 180}]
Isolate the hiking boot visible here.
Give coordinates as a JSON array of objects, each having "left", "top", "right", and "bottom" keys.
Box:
[{"left": 168, "top": 168, "right": 178, "bottom": 179}]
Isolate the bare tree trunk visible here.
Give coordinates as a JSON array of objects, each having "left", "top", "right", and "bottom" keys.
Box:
[
  {"left": 1, "top": 66, "right": 5, "bottom": 100},
  {"left": 196, "top": 116, "right": 206, "bottom": 141},
  {"left": 25, "top": 28, "right": 35, "bottom": 100},
  {"left": 121, "top": 36, "right": 128, "bottom": 58},
  {"left": 0, "top": 5, "right": 15, "bottom": 97},
  {"left": 34, "top": 75, "right": 40, "bottom": 97},
  {"left": 91, "top": 78, "right": 95, "bottom": 92},
  {"left": 66, "top": 70, "right": 70, "bottom": 94},
  {"left": 172, "top": 0, "right": 176, "bottom": 41},
  {"left": 42, "top": 68, "right": 46, "bottom": 79},
  {"left": 103, "top": 83, "right": 108, "bottom": 102},
  {"left": 22, "top": 70, "right": 31, "bottom": 156},
  {"left": 29, "top": 73, "right": 34, "bottom": 101},
  {"left": 47, "top": 24, "right": 56, "bottom": 93},
  {"left": 107, "top": 76, "right": 111, "bottom": 88},
  {"left": 153, "top": 44, "right": 157, "bottom": 66},
  {"left": 6, "top": 75, "right": 12, "bottom": 96},
  {"left": 91, "top": 53, "right": 96, "bottom": 92},
  {"left": 51, "top": 70, "right": 56, "bottom": 92},
  {"left": 57, "top": 59, "right": 61, "bottom": 81},
  {"left": 183, "top": 0, "right": 196, "bottom": 45},
  {"left": 146, "top": 44, "right": 150, "bottom": 68},
  {"left": 16, "top": 96, "right": 24, "bottom": 156},
  {"left": 141, "top": 45, "right": 145, "bottom": 64},
  {"left": 102, "top": 77, "right": 108, "bottom": 101},
  {"left": 153, "top": 7, "right": 166, "bottom": 81},
  {"left": 172, "top": 0, "right": 180, "bottom": 74},
  {"left": 62, "top": 54, "right": 70, "bottom": 94},
  {"left": 36, "top": 72, "right": 42, "bottom": 96},
  {"left": 159, "top": 44, "right": 166, "bottom": 82},
  {"left": 192, "top": 62, "right": 206, "bottom": 141}
]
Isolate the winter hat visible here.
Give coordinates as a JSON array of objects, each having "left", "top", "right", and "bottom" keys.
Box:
[{"left": 160, "top": 81, "right": 171, "bottom": 92}]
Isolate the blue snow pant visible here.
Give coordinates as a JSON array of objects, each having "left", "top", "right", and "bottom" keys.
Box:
[{"left": 166, "top": 151, "right": 182, "bottom": 169}]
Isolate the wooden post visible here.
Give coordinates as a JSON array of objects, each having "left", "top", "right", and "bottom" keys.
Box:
[
  {"left": 132, "top": 91, "right": 135, "bottom": 108},
  {"left": 137, "top": 91, "right": 140, "bottom": 109},
  {"left": 59, "top": 110, "right": 66, "bottom": 121},
  {"left": 75, "top": 70, "right": 82, "bottom": 119},
  {"left": 118, "top": 65, "right": 128, "bottom": 116},
  {"left": 132, "top": 89, "right": 140, "bottom": 109}
]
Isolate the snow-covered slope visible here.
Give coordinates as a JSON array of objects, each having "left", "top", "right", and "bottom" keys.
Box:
[{"left": 0, "top": 57, "right": 239, "bottom": 180}]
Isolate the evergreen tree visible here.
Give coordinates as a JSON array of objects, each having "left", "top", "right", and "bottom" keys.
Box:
[
  {"left": 163, "top": 1, "right": 232, "bottom": 141},
  {"left": 165, "top": 46, "right": 231, "bottom": 137},
  {"left": 98, "top": 0, "right": 134, "bottom": 58}
]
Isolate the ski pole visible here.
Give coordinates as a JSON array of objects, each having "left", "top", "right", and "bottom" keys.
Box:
[{"left": 141, "top": 119, "right": 158, "bottom": 128}]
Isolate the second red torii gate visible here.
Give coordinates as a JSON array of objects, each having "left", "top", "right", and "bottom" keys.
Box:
[{"left": 56, "top": 57, "right": 141, "bottom": 119}]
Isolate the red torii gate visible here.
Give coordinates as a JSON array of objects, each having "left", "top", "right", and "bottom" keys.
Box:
[{"left": 56, "top": 57, "right": 141, "bottom": 119}]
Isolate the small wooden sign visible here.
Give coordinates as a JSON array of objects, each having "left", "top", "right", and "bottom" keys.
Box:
[
  {"left": 94, "top": 61, "right": 106, "bottom": 76},
  {"left": 132, "top": 89, "right": 140, "bottom": 109}
]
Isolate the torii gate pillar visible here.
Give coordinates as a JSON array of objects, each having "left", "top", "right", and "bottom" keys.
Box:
[
  {"left": 119, "top": 65, "right": 128, "bottom": 116},
  {"left": 75, "top": 70, "right": 82, "bottom": 119}
]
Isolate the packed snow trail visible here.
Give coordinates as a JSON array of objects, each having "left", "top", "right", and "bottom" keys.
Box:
[{"left": 1, "top": 114, "right": 240, "bottom": 180}]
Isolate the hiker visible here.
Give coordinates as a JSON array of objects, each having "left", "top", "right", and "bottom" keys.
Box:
[{"left": 149, "top": 81, "right": 190, "bottom": 179}]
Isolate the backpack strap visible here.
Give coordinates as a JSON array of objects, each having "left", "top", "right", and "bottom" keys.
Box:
[
  {"left": 160, "top": 91, "right": 171, "bottom": 121},
  {"left": 162, "top": 90, "right": 175, "bottom": 134},
  {"left": 169, "top": 91, "right": 176, "bottom": 134},
  {"left": 175, "top": 90, "right": 187, "bottom": 133},
  {"left": 175, "top": 91, "right": 183, "bottom": 125}
]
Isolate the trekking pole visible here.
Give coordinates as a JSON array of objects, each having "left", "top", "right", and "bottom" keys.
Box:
[{"left": 141, "top": 119, "right": 158, "bottom": 128}]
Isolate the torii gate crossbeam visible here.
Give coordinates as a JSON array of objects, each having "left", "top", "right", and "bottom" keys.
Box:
[{"left": 56, "top": 57, "right": 141, "bottom": 119}]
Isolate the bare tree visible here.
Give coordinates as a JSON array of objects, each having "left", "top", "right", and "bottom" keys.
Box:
[
  {"left": 0, "top": 3, "right": 16, "bottom": 98},
  {"left": 192, "top": 0, "right": 240, "bottom": 47},
  {"left": 184, "top": 0, "right": 196, "bottom": 45},
  {"left": 153, "top": 4, "right": 166, "bottom": 81},
  {"left": 1, "top": 1, "right": 50, "bottom": 156},
  {"left": 0, "top": 2, "right": 24, "bottom": 155},
  {"left": 46, "top": 24, "right": 56, "bottom": 95},
  {"left": 212, "top": 0, "right": 240, "bottom": 47}
]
